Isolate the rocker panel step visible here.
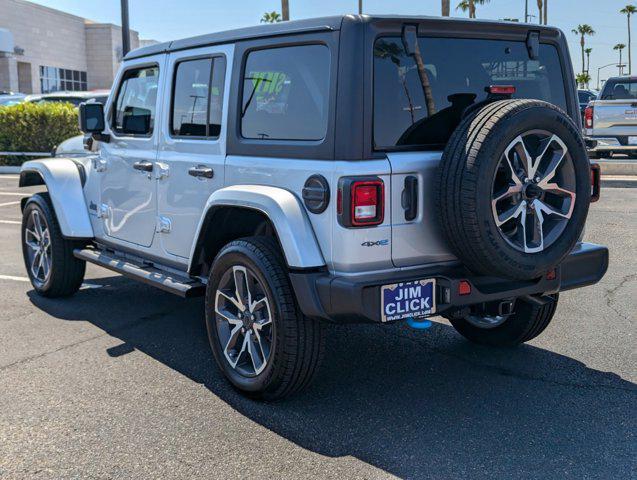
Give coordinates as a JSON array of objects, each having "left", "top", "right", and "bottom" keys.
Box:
[{"left": 73, "top": 248, "right": 205, "bottom": 298}]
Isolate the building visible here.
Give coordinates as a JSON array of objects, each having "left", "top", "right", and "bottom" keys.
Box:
[{"left": 0, "top": 0, "right": 157, "bottom": 94}]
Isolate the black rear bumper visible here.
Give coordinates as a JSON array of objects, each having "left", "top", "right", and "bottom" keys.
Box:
[{"left": 290, "top": 243, "right": 609, "bottom": 324}]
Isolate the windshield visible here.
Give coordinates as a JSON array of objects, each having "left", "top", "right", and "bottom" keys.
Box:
[
  {"left": 373, "top": 37, "right": 568, "bottom": 149},
  {"left": 600, "top": 79, "right": 637, "bottom": 100}
]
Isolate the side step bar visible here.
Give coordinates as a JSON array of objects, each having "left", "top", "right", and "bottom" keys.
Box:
[{"left": 73, "top": 248, "right": 205, "bottom": 298}]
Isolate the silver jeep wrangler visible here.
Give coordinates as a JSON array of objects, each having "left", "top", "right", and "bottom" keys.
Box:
[{"left": 19, "top": 16, "right": 608, "bottom": 399}]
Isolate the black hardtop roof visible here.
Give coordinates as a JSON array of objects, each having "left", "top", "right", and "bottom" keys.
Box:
[{"left": 124, "top": 14, "right": 561, "bottom": 61}]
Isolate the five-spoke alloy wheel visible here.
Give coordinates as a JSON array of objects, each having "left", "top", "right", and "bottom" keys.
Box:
[
  {"left": 205, "top": 237, "right": 324, "bottom": 400},
  {"left": 24, "top": 208, "right": 52, "bottom": 288}
]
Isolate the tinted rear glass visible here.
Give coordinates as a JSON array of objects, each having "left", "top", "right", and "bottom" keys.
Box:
[
  {"left": 601, "top": 79, "right": 637, "bottom": 99},
  {"left": 373, "top": 37, "right": 567, "bottom": 149}
]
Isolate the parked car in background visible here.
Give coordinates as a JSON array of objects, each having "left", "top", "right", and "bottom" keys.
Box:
[
  {"left": 578, "top": 88, "right": 597, "bottom": 119},
  {"left": 0, "top": 92, "right": 27, "bottom": 106},
  {"left": 585, "top": 76, "right": 637, "bottom": 158},
  {"left": 25, "top": 90, "right": 110, "bottom": 106}
]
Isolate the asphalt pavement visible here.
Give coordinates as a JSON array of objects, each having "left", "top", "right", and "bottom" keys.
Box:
[{"left": 0, "top": 174, "right": 635, "bottom": 479}]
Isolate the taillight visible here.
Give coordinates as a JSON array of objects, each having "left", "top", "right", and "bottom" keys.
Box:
[
  {"left": 337, "top": 177, "right": 385, "bottom": 227},
  {"left": 584, "top": 106, "right": 594, "bottom": 129}
]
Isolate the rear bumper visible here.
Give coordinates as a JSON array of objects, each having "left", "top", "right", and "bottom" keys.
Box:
[
  {"left": 585, "top": 135, "right": 637, "bottom": 151},
  {"left": 290, "top": 243, "right": 609, "bottom": 324}
]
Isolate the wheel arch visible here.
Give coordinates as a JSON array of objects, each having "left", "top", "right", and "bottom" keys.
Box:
[
  {"left": 19, "top": 159, "right": 93, "bottom": 238},
  {"left": 187, "top": 185, "right": 325, "bottom": 276}
]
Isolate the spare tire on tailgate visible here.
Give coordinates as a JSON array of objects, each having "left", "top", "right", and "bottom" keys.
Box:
[{"left": 435, "top": 99, "right": 591, "bottom": 280}]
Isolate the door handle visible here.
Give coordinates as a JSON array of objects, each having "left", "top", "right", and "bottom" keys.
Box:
[
  {"left": 188, "top": 165, "right": 214, "bottom": 179},
  {"left": 133, "top": 161, "right": 154, "bottom": 172}
]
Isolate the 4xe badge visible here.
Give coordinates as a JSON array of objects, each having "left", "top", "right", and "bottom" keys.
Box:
[
  {"left": 361, "top": 239, "right": 389, "bottom": 247},
  {"left": 381, "top": 279, "right": 436, "bottom": 322}
]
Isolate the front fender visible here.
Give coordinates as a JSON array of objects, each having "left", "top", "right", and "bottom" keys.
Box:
[
  {"left": 189, "top": 185, "right": 325, "bottom": 270},
  {"left": 19, "top": 159, "right": 93, "bottom": 238}
]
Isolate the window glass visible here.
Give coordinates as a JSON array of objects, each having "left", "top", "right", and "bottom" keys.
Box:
[
  {"left": 241, "top": 44, "right": 330, "bottom": 141},
  {"left": 172, "top": 58, "right": 212, "bottom": 136},
  {"left": 113, "top": 66, "right": 159, "bottom": 135},
  {"left": 601, "top": 79, "right": 637, "bottom": 99},
  {"left": 373, "top": 37, "right": 568, "bottom": 149},
  {"left": 208, "top": 57, "right": 226, "bottom": 138}
]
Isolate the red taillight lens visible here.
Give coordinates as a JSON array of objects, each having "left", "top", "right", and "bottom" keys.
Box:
[
  {"left": 584, "top": 106, "right": 594, "bottom": 129},
  {"left": 351, "top": 180, "right": 384, "bottom": 226},
  {"left": 487, "top": 85, "right": 516, "bottom": 95}
]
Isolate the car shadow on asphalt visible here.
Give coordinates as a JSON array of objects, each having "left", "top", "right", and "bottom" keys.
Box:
[{"left": 28, "top": 277, "right": 636, "bottom": 480}]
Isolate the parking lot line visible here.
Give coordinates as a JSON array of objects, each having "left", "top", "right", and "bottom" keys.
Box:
[
  {"left": 0, "top": 192, "right": 28, "bottom": 196},
  {"left": 0, "top": 274, "right": 102, "bottom": 289},
  {"left": 0, "top": 220, "right": 21, "bottom": 225},
  {"left": 0, "top": 201, "right": 21, "bottom": 207}
]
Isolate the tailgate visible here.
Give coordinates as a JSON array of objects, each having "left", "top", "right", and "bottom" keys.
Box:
[{"left": 593, "top": 100, "right": 637, "bottom": 136}]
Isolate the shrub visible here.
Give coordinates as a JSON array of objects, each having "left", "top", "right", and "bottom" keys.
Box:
[{"left": 0, "top": 102, "right": 81, "bottom": 166}]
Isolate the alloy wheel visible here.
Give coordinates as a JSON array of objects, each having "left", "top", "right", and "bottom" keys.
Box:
[
  {"left": 24, "top": 209, "right": 52, "bottom": 286},
  {"left": 491, "top": 130, "right": 577, "bottom": 253},
  {"left": 214, "top": 265, "right": 273, "bottom": 377}
]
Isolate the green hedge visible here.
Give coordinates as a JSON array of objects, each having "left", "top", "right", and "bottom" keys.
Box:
[{"left": 0, "top": 102, "right": 81, "bottom": 166}]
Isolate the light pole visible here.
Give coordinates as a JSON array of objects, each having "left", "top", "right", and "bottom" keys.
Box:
[
  {"left": 525, "top": 0, "right": 529, "bottom": 22},
  {"left": 120, "top": 0, "right": 130, "bottom": 57},
  {"left": 597, "top": 63, "right": 619, "bottom": 90}
]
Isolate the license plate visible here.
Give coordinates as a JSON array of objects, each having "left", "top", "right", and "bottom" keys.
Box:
[
  {"left": 381, "top": 279, "right": 436, "bottom": 322},
  {"left": 629, "top": 136, "right": 637, "bottom": 145}
]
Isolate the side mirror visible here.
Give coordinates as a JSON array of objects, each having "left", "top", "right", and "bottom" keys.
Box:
[{"left": 79, "top": 102, "right": 105, "bottom": 134}]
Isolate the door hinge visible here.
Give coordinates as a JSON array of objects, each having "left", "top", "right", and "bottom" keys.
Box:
[
  {"left": 97, "top": 203, "right": 110, "bottom": 219},
  {"left": 156, "top": 216, "right": 172, "bottom": 233},
  {"left": 154, "top": 162, "right": 170, "bottom": 180},
  {"left": 93, "top": 158, "right": 107, "bottom": 172}
]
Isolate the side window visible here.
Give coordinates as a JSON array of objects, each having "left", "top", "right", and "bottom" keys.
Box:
[
  {"left": 171, "top": 56, "right": 226, "bottom": 138},
  {"left": 241, "top": 44, "right": 330, "bottom": 141},
  {"left": 113, "top": 66, "right": 159, "bottom": 135}
]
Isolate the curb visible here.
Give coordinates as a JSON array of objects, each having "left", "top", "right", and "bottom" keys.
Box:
[{"left": 596, "top": 160, "right": 637, "bottom": 176}]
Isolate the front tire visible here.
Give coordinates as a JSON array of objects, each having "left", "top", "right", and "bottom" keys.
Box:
[
  {"left": 21, "top": 193, "right": 86, "bottom": 297},
  {"left": 448, "top": 294, "right": 559, "bottom": 347},
  {"left": 205, "top": 237, "right": 324, "bottom": 400}
]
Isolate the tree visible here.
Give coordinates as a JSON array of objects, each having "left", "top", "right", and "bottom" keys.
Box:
[
  {"left": 576, "top": 72, "right": 591, "bottom": 89},
  {"left": 572, "top": 24, "right": 595, "bottom": 75},
  {"left": 585, "top": 47, "right": 593, "bottom": 74},
  {"left": 442, "top": 0, "right": 451, "bottom": 16},
  {"left": 544, "top": 0, "right": 548, "bottom": 24},
  {"left": 281, "top": 0, "right": 289, "bottom": 21},
  {"left": 456, "top": 0, "right": 490, "bottom": 18},
  {"left": 261, "top": 11, "right": 281, "bottom": 23},
  {"left": 537, "top": 0, "right": 543, "bottom": 24},
  {"left": 615, "top": 43, "right": 627, "bottom": 75},
  {"left": 620, "top": 5, "right": 637, "bottom": 75}
]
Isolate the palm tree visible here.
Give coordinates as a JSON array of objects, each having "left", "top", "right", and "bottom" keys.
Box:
[
  {"left": 572, "top": 24, "right": 595, "bottom": 75},
  {"left": 585, "top": 47, "right": 593, "bottom": 74},
  {"left": 576, "top": 72, "right": 591, "bottom": 89},
  {"left": 442, "top": 0, "right": 451, "bottom": 16},
  {"left": 281, "top": 0, "right": 289, "bottom": 21},
  {"left": 620, "top": 5, "right": 637, "bottom": 74},
  {"left": 456, "top": 0, "right": 490, "bottom": 18},
  {"left": 359, "top": 0, "right": 363, "bottom": 14},
  {"left": 615, "top": 43, "right": 627, "bottom": 75},
  {"left": 537, "top": 0, "right": 543, "bottom": 24},
  {"left": 261, "top": 11, "right": 281, "bottom": 23}
]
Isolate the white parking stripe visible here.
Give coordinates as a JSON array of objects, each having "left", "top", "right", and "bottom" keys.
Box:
[
  {"left": 0, "top": 201, "right": 21, "bottom": 207},
  {"left": 0, "top": 192, "right": 28, "bottom": 196},
  {"left": 0, "top": 176, "right": 20, "bottom": 179},
  {"left": 0, "top": 274, "right": 102, "bottom": 289},
  {"left": 0, "top": 220, "right": 21, "bottom": 225}
]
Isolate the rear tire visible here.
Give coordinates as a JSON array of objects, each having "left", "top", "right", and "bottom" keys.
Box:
[
  {"left": 448, "top": 294, "right": 559, "bottom": 347},
  {"left": 205, "top": 237, "right": 325, "bottom": 400},
  {"left": 21, "top": 193, "right": 86, "bottom": 297}
]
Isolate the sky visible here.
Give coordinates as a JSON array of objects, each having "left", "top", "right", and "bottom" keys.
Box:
[{"left": 27, "top": 0, "right": 635, "bottom": 90}]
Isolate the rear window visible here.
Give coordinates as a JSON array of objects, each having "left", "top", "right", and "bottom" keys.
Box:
[
  {"left": 373, "top": 37, "right": 568, "bottom": 149},
  {"left": 601, "top": 79, "right": 637, "bottom": 100}
]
